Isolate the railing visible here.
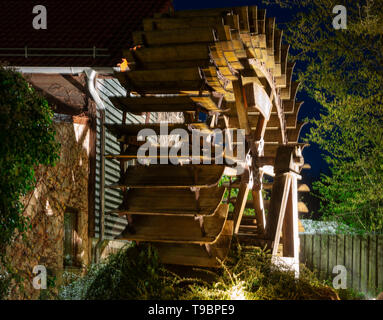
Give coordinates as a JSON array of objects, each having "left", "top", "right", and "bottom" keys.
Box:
[{"left": 0, "top": 47, "right": 109, "bottom": 58}]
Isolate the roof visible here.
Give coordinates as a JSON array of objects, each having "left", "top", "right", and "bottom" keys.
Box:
[{"left": 0, "top": 0, "right": 172, "bottom": 67}]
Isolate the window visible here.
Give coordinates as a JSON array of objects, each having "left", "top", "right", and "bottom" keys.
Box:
[{"left": 63, "top": 207, "right": 79, "bottom": 267}]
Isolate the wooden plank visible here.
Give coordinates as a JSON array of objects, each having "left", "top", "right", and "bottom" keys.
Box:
[
  {"left": 328, "top": 235, "right": 338, "bottom": 281},
  {"left": 232, "top": 80, "right": 251, "bottom": 135},
  {"left": 105, "top": 150, "right": 235, "bottom": 165},
  {"left": 320, "top": 234, "right": 329, "bottom": 280},
  {"left": 109, "top": 95, "right": 220, "bottom": 114},
  {"left": 283, "top": 83, "right": 300, "bottom": 112},
  {"left": 156, "top": 243, "right": 217, "bottom": 267},
  {"left": 248, "top": 6, "right": 258, "bottom": 34},
  {"left": 175, "top": 8, "right": 233, "bottom": 18},
  {"left": 236, "top": 234, "right": 273, "bottom": 247},
  {"left": 154, "top": 219, "right": 233, "bottom": 268},
  {"left": 352, "top": 235, "right": 361, "bottom": 292},
  {"left": 267, "top": 114, "right": 298, "bottom": 129},
  {"left": 125, "top": 43, "right": 211, "bottom": 70},
  {"left": 299, "top": 234, "right": 305, "bottom": 265},
  {"left": 244, "top": 82, "right": 273, "bottom": 120},
  {"left": 121, "top": 67, "right": 206, "bottom": 94},
  {"left": 265, "top": 17, "right": 275, "bottom": 56},
  {"left": 336, "top": 234, "right": 345, "bottom": 271},
  {"left": 233, "top": 181, "right": 250, "bottom": 234},
  {"left": 280, "top": 64, "right": 295, "bottom": 99},
  {"left": 344, "top": 235, "right": 354, "bottom": 291},
  {"left": 263, "top": 128, "right": 283, "bottom": 143},
  {"left": 234, "top": 6, "right": 250, "bottom": 32},
  {"left": 312, "top": 234, "right": 321, "bottom": 277},
  {"left": 268, "top": 174, "right": 292, "bottom": 256},
  {"left": 252, "top": 189, "right": 265, "bottom": 233},
  {"left": 190, "top": 96, "right": 223, "bottom": 111},
  {"left": 360, "top": 235, "right": 368, "bottom": 294},
  {"left": 105, "top": 143, "right": 241, "bottom": 164},
  {"left": 305, "top": 234, "right": 313, "bottom": 269},
  {"left": 378, "top": 235, "right": 383, "bottom": 293},
  {"left": 263, "top": 122, "right": 306, "bottom": 144},
  {"left": 105, "top": 123, "right": 211, "bottom": 138},
  {"left": 115, "top": 203, "right": 228, "bottom": 244},
  {"left": 199, "top": 67, "right": 233, "bottom": 97},
  {"left": 287, "top": 122, "right": 306, "bottom": 144},
  {"left": 263, "top": 183, "right": 310, "bottom": 192},
  {"left": 262, "top": 199, "right": 308, "bottom": 214},
  {"left": 133, "top": 27, "right": 217, "bottom": 46},
  {"left": 109, "top": 164, "right": 226, "bottom": 189},
  {"left": 143, "top": 16, "right": 228, "bottom": 39},
  {"left": 368, "top": 235, "right": 377, "bottom": 295},
  {"left": 274, "top": 29, "right": 282, "bottom": 68},
  {"left": 265, "top": 173, "right": 291, "bottom": 241},
  {"left": 239, "top": 216, "right": 257, "bottom": 224},
  {"left": 274, "top": 44, "right": 289, "bottom": 86},
  {"left": 257, "top": 9, "right": 266, "bottom": 36},
  {"left": 113, "top": 187, "right": 225, "bottom": 216},
  {"left": 288, "top": 175, "right": 300, "bottom": 263},
  {"left": 281, "top": 181, "right": 296, "bottom": 258}
]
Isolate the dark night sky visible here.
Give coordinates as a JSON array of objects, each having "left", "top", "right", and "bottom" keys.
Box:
[{"left": 173, "top": 0, "right": 330, "bottom": 184}]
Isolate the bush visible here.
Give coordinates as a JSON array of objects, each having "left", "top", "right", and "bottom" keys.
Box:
[
  {"left": 59, "top": 242, "right": 342, "bottom": 300},
  {"left": 59, "top": 243, "right": 181, "bottom": 300},
  {"left": 180, "top": 242, "right": 339, "bottom": 300}
]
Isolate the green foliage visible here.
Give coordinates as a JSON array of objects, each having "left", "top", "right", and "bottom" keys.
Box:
[
  {"left": 59, "top": 264, "right": 106, "bottom": 300},
  {"left": 59, "top": 243, "right": 343, "bottom": 300},
  {"left": 0, "top": 66, "right": 60, "bottom": 297},
  {"left": 337, "top": 288, "right": 366, "bottom": 300},
  {"left": 264, "top": 0, "right": 383, "bottom": 233},
  {"left": 181, "top": 242, "right": 340, "bottom": 300},
  {"left": 85, "top": 243, "right": 181, "bottom": 300},
  {"left": 59, "top": 243, "right": 182, "bottom": 300},
  {"left": 0, "top": 267, "right": 11, "bottom": 299},
  {"left": 219, "top": 175, "right": 256, "bottom": 215}
]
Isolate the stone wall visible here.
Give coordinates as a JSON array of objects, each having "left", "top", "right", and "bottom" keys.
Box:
[{"left": 6, "top": 119, "right": 91, "bottom": 299}]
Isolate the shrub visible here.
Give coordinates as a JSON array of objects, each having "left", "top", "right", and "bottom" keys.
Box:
[
  {"left": 59, "top": 242, "right": 342, "bottom": 300},
  {"left": 59, "top": 243, "right": 181, "bottom": 300}
]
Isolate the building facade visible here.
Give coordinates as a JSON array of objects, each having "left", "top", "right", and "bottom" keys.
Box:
[{"left": 0, "top": 0, "right": 172, "bottom": 299}]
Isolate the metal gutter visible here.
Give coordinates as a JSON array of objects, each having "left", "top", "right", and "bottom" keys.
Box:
[
  {"left": 85, "top": 69, "right": 106, "bottom": 263},
  {"left": 12, "top": 66, "right": 115, "bottom": 75}
]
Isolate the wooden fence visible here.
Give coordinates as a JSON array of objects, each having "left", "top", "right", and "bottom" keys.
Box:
[{"left": 299, "top": 234, "right": 383, "bottom": 296}]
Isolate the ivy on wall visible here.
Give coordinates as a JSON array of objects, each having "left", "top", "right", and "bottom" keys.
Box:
[{"left": 0, "top": 66, "right": 60, "bottom": 298}]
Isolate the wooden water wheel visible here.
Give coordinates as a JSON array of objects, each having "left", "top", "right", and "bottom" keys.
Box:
[{"left": 105, "top": 6, "right": 309, "bottom": 269}]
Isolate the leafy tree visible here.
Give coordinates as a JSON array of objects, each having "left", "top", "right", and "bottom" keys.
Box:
[
  {"left": 0, "top": 66, "right": 60, "bottom": 297},
  {"left": 263, "top": 0, "right": 383, "bottom": 232}
]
